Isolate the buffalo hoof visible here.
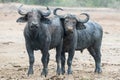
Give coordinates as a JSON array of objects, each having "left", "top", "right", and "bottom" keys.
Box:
[
  {"left": 56, "top": 68, "right": 61, "bottom": 75},
  {"left": 61, "top": 68, "right": 65, "bottom": 75},
  {"left": 41, "top": 68, "right": 48, "bottom": 77},
  {"left": 67, "top": 69, "right": 72, "bottom": 74},
  {"left": 27, "top": 68, "right": 34, "bottom": 76},
  {"left": 95, "top": 68, "right": 102, "bottom": 74}
]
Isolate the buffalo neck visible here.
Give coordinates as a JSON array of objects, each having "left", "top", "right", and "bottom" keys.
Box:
[
  {"left": 64, "top": 29, "right": 76, "bottom": 39},
  {"left": 28, "top": 26, "right": 40, "bottom": 40}
]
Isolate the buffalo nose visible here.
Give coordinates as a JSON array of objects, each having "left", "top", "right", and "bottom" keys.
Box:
[
  {"left": 67, "top": 27, "right": 73, "bottom": 32},
  {"left": 32, "top": 22, "right": 37, "bottom": 26},
  {"left": 31, "top": 22, "right": 38, "bottom": 29}
]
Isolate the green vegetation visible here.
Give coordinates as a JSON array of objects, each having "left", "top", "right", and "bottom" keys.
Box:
[{"left": 0, "top": 0, "right": 120, "bottom": 8}]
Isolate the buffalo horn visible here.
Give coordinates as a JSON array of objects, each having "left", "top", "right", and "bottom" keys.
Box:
[
  {"left": 18, "top": 5, "right": 27, "bottom": 16},
  {"left": 78, "top": 13, "right": 89, "bottom": 23}
]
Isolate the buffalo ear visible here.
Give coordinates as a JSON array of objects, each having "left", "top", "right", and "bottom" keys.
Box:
[
  {"left": 60, "top": 18, "right": 65, "bottom": 27},
  {"left": 41, "top": 17, "right": 51, "bottom": 24},
  {"left": 16, "top": 17, "right": 27, "bottom": 23},
  {"left": 76, "top": 22, "right": 86, "bottom": 30},
  {"left": 60, "top": 18, "right": 67, "bottom": 37}
]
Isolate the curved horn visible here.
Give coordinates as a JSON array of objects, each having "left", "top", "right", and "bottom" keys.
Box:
[
  {"left": 53, "top": 8, "right": 63, "bottom": 16},
  {"left": 41, "top": 7, "right": 51, "bottom": 17},
  {"left": 78, "top": 13, "right": 89, "bottom": 23},
  {"left": 53, "top": 8, "right": 64, "bottom": 18},
  {"left": 18, "top": 5, "right": 27, "bottom": 15}
]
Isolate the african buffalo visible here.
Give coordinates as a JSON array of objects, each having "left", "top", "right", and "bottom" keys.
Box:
[
  {"left": 54, "top": 8, "right": 103, "bottom": 74},
  {"left": 16, "top": 5, "right": 64, "bottom": 77}
]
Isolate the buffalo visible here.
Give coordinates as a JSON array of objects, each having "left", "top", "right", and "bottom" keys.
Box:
[
  {"left": 16, "top": 5, "right": 64, "bottom": 77},
  {"left": 54, "top": 8, "right": 103, "bottom": 74}
]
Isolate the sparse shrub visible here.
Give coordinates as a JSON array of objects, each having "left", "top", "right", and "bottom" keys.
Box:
[{"left": 0, "top": 0, "right": 120, "bottom": 9}]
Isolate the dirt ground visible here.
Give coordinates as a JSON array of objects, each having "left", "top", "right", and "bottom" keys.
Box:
[{"left": 0, "top": 3, "right": 120, "bottom": 80}]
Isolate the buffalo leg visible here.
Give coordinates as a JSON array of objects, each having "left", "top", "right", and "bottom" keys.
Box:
[
  {"left": 61, "top": 50, "right": 66, "bottom": 75},
  {"left": 88, "top": 47, "right": 102, "bottom": 73},
  {"left": 94, "top": 47, "right": 102, "bottom": 73},
  {"left": 47, "top": 53, "right": 50, "bottom": 66},
  {"left": 67, "top": 50, "right": 75, "bottom": 74},
  {"left": 41, "top": 48, "right": 49, "bottom": 77},
  {"left": 26, "top": 46, "right": 34, "bottom": 76},
  {"left": 56, "top": 42, "right": 62, "bottom": 75}
]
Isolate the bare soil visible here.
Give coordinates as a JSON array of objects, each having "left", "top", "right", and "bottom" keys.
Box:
[{"left": 0, "top": 3, "right": 120, "bottom": 80}]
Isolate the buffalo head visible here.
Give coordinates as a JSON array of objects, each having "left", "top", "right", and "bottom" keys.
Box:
[
  {"left": 16, "top": 5, "right": 51, "bottom": 31},
  {"left": 53, "top": 8, "right": 89, "bottom": 33}
]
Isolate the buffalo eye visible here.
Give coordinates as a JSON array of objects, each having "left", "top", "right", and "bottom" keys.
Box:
[
  {"left": 65, "top": 19, "right": 69, "bottom": 23},
  {"left": 72, "top": 20, "right": 76, "bottom": 25},
  {"left": 28, "top": 12, "right": 33, "bottom": 18},
  {"left": 37, "top": 15, "right": 39, "bottom": 18},
  {"left": 28, "top": 15, "right": 32, "bottom": 18},
  {"left": 37, "top": 14, "right": 41, "bottom": 18}
]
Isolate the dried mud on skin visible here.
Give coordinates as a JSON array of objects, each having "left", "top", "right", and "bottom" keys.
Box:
[{"left": 0, "top": 3, "right": 120, "bottom": 80}]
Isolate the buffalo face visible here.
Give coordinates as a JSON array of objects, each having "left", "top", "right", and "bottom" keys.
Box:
[
  {"left": 63, "top": 15, "right": 77, "bottom": 33},
  {"left": 53, "top": 8, "right": 89, "bottom": 34},
  {"left": 16, "top": 5, "right": 51, "bottom": 31},
  {"left": 27, "top": 10, "right": 41, "bottom": 31}
]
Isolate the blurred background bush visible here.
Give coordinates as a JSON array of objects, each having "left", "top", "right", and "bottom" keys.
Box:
[{"left": 0, "top": 0, "right": 120, "bottom": 9}]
